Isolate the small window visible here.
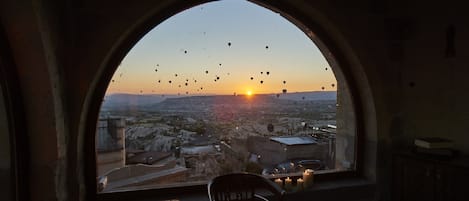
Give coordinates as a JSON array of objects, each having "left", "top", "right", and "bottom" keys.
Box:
[{"left": 96, "top": 0, "right": 356, "bottom": 193}]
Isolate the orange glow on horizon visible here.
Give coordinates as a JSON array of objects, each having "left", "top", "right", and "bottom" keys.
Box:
[{"left": 105, "top": 83, "right": 338, "bottom": 95}]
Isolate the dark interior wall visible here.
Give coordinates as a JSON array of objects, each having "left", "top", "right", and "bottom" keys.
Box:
[
  {"left": 0, "top": 83, "right": 12, "bottom": 201},
  {"left": 386, "top": 1, "right": 469, "bottom": 152},
  {"left": 0, "top": 1, "right": 60, "bottom": 201},
  {"left": 1, "top": 0, "right": 469, "bottom": 201}
]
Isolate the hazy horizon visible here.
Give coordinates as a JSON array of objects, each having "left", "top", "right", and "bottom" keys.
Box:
[{"left": 105, "top": 90, "right": 337, "bottom": 96}]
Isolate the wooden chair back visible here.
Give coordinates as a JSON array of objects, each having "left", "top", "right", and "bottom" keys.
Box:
[{"left": 208, "top": 173, "right": 284, "bottom": 201}]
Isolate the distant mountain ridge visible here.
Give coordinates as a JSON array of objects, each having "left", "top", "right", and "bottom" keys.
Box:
[
  {"left": 276, "top": 91, "right": 336, "bottom": 101},
  {"left": 101, "top": 91, "right": 336, "bottom": 110}
]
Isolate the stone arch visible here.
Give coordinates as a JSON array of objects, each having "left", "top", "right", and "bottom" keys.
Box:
[{"left": 79, "top": 0, "right": 377, "bottom": 197}]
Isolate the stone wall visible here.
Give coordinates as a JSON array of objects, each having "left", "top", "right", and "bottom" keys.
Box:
[{"left": 2, "top": 1, "right": 469, "bottom": 201}]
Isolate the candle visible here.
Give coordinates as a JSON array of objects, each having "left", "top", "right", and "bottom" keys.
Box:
[
  {"left": 303, "top": 169, "right": 314, "bottom": 188},
  {"left": 274, "top": 178, "right": 283, "bottom": 188},
  {"left": 308, "top": 169, "right": 314, "bottom": 184},
  {"left": 296, "top": 178, "right": 304, "bottom": 191},
  {"left": 284, "top": 177, "right": 292, "bottom": 191}
]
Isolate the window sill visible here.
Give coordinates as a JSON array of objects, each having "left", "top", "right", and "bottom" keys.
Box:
[
  {"left": 284, "top": 178, "right": 375, "bottom": 201},
  {"left": 97, "top": 178, "right": 375, "bottom": 201}
]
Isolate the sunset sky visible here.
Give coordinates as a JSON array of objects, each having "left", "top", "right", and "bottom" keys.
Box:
[{"left": 106, "top": 0, "right": 336, "bottom": 96}]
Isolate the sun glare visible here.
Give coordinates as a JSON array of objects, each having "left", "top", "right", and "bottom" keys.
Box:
[{"left": 246, "top": 90, "right": 253, "bottom": 96}]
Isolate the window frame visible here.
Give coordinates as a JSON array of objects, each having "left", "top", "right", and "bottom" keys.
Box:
[{"left": 86, "top": 1, "right": 367, "bottom": 200}]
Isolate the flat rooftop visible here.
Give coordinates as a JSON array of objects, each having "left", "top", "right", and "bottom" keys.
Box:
[{"left": 270, "top": 136, "right": 317, "bottom": 145}]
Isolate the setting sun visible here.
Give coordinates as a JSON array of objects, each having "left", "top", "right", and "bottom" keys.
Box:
[{"left": 246, "top": 90, "right": 253, "bottom": 96}]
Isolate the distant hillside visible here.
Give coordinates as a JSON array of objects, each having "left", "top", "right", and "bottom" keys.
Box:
[
  {"left": 101, "top": 91, "right": 336, "bottom": 110},
  {"left": 276, "top": 91, "right": 336, "bottom": 101},
  {"left": 101, "top": 93, "right": 175, "bottom": 110}
]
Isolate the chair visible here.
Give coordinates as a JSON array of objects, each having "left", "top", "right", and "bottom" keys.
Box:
[{"left": 208, "top": 173, "right": 285, "bottom": 201}]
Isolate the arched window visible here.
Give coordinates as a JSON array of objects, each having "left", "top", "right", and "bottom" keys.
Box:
[{"left": 95, "top": 0, "right": 357, "bottom": 193}]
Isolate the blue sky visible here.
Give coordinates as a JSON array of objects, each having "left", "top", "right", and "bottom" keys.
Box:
[{"left": 107, "top": 0, "right": 336, "bottom": 95}]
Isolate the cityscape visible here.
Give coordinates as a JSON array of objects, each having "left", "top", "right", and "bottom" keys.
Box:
[
  {"left": 96, "top": 91, "right": 341, "bottom": 192},
  {"left": 94, "top": 0, "right": 354, "bottom": 193}
]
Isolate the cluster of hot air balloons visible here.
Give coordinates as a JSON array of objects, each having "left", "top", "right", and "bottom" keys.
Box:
[{"left": 110, "top": 40, "right": 336, "bottom": 96}]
